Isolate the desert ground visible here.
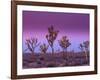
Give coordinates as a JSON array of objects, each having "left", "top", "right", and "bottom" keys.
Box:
[{"left": 23, "top": 52, "right": 89, "bottom": 69}]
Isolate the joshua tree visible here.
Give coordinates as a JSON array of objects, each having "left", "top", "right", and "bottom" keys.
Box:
[
  {"left": 79, "top": 41, "right": 89, "bottom": 60},
  {"left": 79, "top": 44, "right": 84, "bottom": 52},
  {"left": 46, "top": 25, "right": 59, "bottom": 54},
  {"left": 40, "top": 43, "right": 49, "bottom": 54},
  {"left": 58, "top": 36, "right": 71, "bottom": 53},
  {"left": 83, "top": 41, "right": 89, "bottom": 52},
  {"left": 25, "top": 37, "right": 40, "bottom": 54},
  {"left": 79, "top": 41, "right": 89, "bottom": 52}
]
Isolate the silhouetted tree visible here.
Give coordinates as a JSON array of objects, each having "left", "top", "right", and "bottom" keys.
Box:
[
  {"left": 79, "top": 41, "right": 89, "bottom": 60},
  {"left": 83, "top": 41, "right": 89, "bottom": 52},
  {"left": 40, "top": 43, "right": 49, "bottom": 54},
  {"left": 79, "top": 41, "right": 89, "bottom": 52},
  {"left": 46, "top": 25, "right": 59, "bottom": 54},
  {"left": 58, "top": 36, "right": 71, "bottom": 53},
  {"left": 25, "top": 37, "right": 40, "bottom": 54},
  {"left": 79, "top": 44, "right": 84, "bottom": 52}
]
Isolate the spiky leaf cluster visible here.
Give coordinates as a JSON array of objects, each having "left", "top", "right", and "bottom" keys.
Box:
[{"left": 40, "top": 43, "right": 49, "bottom": 54}]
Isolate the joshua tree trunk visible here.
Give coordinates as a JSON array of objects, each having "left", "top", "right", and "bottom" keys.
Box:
[
  {"left": 66, "top": 48, "right": 67, "bottom": 53},
  {"left": 84, "top": 51, "right": 88, "bottom": 61},
  {"left": 51, "top": 47, "right": 54, "bottom": 54},
  {"left": 63, "top": 48, "right": 64, "bottom": 53},
  {"left": 32, "top": 48, "right": 34, "bottom": 54}
]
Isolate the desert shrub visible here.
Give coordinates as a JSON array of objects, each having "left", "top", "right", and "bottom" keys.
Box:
[
  {"left": 46, "top": 61, "right": 58, "bottom": 67},
  {"left": 39, "top": 57, "right": 45, "bottom": 61},
  {"left": 37, "top": 61, "right": 41, "bottom": 64}
]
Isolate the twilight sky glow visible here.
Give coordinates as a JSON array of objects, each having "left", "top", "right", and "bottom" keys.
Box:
[{"left": 22, "top": 11, "right": 89, "bottom": 53}]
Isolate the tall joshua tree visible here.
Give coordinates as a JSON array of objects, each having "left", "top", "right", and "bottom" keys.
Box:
[
  {"left": 79, "top": 41, "right": 89, "bottom": 60},
  {"left": 40, "top": 43, "right": 49, "bottom": 54},
  {"left": 25, "top": 37, "right": 40, "bottom": 54},
  {"left": 58, "top": 36, "right": 71, "bottom": 53},
  {"left": 46, "top": 25, "right": 59, "bottom": 54}
]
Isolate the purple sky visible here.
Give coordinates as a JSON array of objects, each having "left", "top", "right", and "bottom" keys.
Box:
[{"left": 22, "top": 11, "right": 89, "bottom": 53}]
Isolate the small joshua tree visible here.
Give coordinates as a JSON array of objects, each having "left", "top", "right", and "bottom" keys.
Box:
[
  {"left": 79, "top": 44, "right": 84, "bottom": 52},
  {"left": 79, "top": 41, "right": 89, "bottom": 60},
  {"left": 40, "top": 43, "right": 49, "bottom": 54},
  {"left": 58, "top": 36, "right": 71, "bottom": 53},
  {"left": 83, "top": 41, "right": 89, "bottom": 52},
  {"left": 25, "top": 37, "right": 40, "bottom": 54},
  {"left": 79, "top": 41, "right": 89, "bottom": 52},
  {"left": 46, "top": 25, "right": 59, "bottom": 54}
]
